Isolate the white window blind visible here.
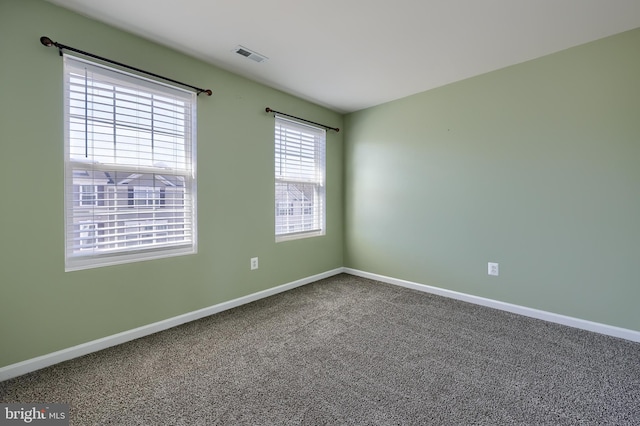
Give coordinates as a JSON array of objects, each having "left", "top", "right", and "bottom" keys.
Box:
[
  {"left": 274, "top": 116, "right": 326, "bottom": 241},
  {"left": 64, "top": 55, "right": 197, "bottom": 271}
]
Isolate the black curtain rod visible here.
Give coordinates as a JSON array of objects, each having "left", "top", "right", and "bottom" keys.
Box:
[
  {"left": 265, "top": 107, "right": 339, "bottom": 132},
  {"left": 40, "top": 36, "right": 212, "bottom": 96}
]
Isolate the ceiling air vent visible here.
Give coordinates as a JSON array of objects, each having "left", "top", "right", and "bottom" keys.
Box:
[{"left": 233, "top": 45, "right": 268, "bottom": 63}]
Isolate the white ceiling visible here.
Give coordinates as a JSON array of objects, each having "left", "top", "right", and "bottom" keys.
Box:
[{"left": 45, "top": 0, "right": 640, "bottom": 113}]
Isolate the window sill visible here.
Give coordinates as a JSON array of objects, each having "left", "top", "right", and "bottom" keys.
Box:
[{"left": 275, "top": 230, "right": 325, "bottom": 243}]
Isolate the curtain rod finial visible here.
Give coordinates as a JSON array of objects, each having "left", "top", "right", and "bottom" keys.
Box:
[
  {"left": 265, "top": 107, "right": 273, "bottom": 113},
  {"left": 40, "top": 36, "right": 54, "bottom": 47}
]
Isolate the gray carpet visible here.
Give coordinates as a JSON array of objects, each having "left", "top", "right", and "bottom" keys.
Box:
[{"left": 1, "top": 274, "right": 639, "bottom": 425}]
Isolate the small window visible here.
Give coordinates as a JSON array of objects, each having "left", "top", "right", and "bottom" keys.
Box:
[
  {"left": 274, "top": 116, "right": 326, "bottom": 241},
  {"left": 78, "top": 222, "right": 97, "bottom": 251},
  {"left": 64, "top": 55, "right": 197, "bottom": 271},
  {"left": 79, "top": 185, "right": 98, "bottom": 206},
  {"left": 128, "top": 186, "right": 163, "bottom": 206}
]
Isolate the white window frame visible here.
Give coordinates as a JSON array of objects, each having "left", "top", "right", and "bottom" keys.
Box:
[
  {"left": 274, "top": 116, "right": 326, "bottom": 242},
  {"left": 64, "top": 55, "right": 197, "bottom": 271}
]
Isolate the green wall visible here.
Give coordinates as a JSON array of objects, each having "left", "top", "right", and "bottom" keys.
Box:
[
  {"left": 0, "top": 0, "right": 343, "bottom": 368},
  {"left": 345, "top": 28, "right": 640, "bottom": 331},
  {"left": 2, "top": 0, "right": 638, "bottom": 372}
]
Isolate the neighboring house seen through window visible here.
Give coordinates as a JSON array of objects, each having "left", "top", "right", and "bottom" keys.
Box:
[
  {"left": 274, "top": 116, "right": 326, "bottom": 241},
  {"left": 64, "top": 55, "right": 197, "bottom": 271}
]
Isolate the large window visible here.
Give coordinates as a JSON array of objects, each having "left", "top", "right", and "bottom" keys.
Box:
[
  {"left": 64, "top": 55, "right": 197, "bottom": 271},
  {"left": 274, "top": 116, "right": 326, "bottom": 241}
]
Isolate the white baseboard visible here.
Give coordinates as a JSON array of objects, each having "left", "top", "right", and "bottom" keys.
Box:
[
  {"left": 344, "top": 268, "right": 640, "bottom": 343},
  {"left": 3, "top": 267, "right": 637, "bottom": 382},
  {"left": 0, "top": 268, "right": 344, "bottom": 382}
]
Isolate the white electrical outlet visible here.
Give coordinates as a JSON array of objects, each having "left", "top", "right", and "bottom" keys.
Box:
[
  {"left": 250, "top": 257, "right": 259, "bottom": 270},
  {"left": 488, "top": 262, "right": 499, "bottom": 276}
]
